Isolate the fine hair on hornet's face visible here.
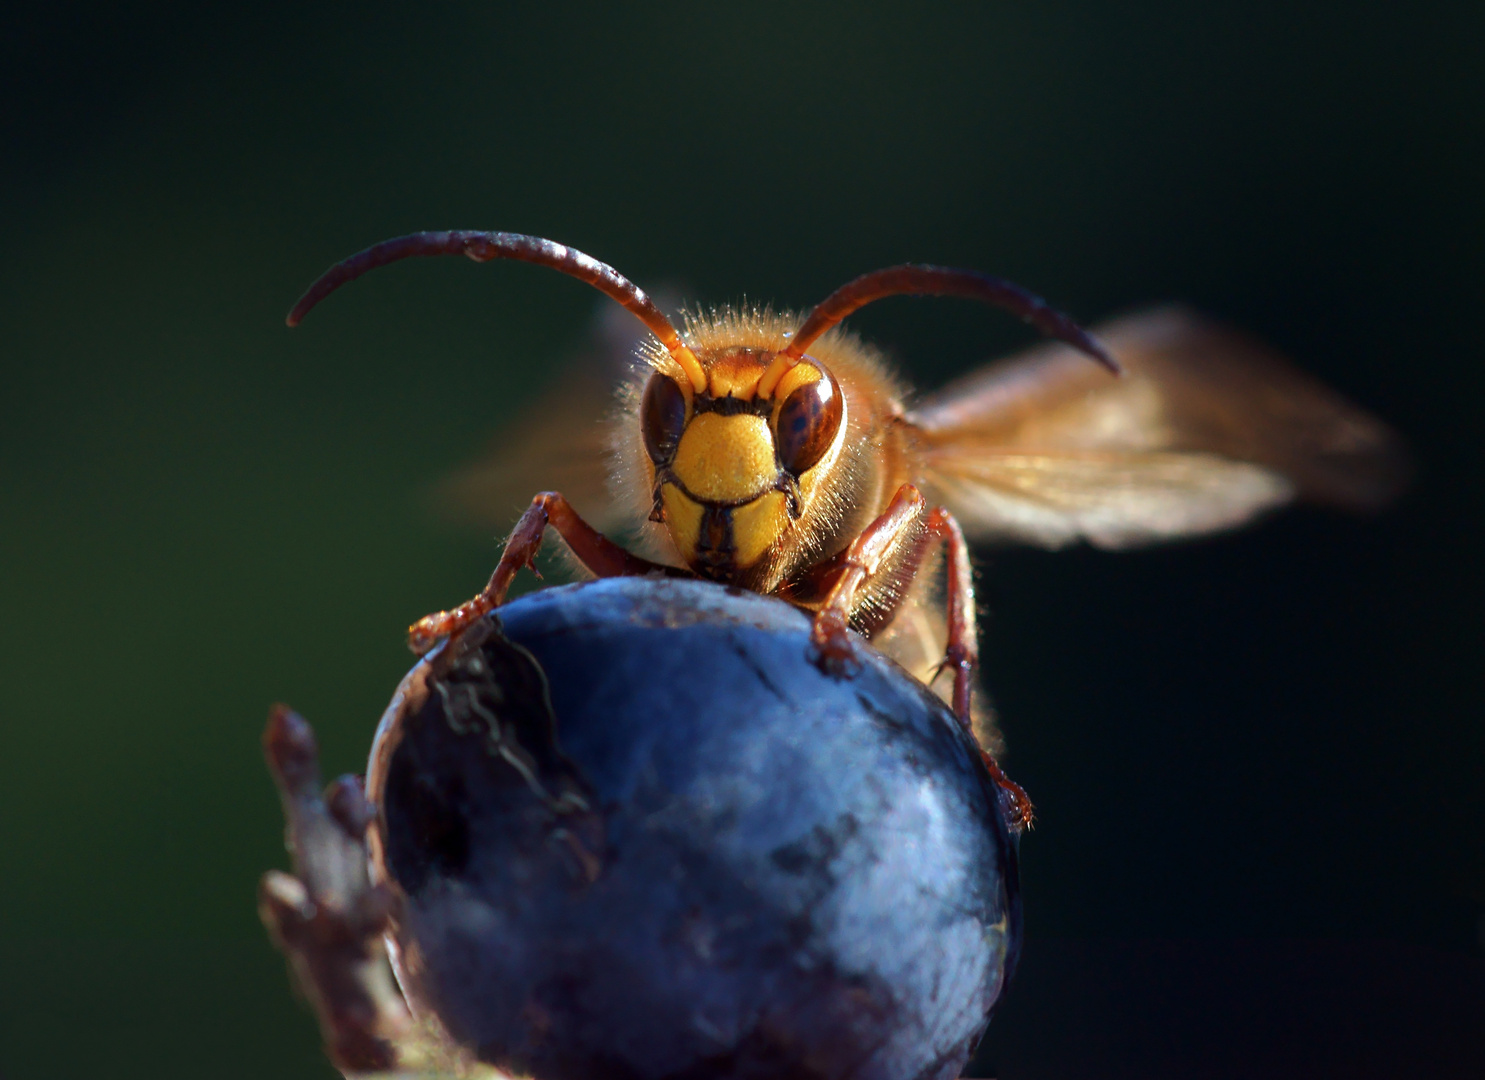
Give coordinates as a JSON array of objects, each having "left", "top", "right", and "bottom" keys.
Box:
[{"left": 637, "top": 338, "right": 847, "bottom": 588}]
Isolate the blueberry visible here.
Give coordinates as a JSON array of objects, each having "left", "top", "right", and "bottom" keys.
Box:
[{"left": 366, "top": 577, "right": 1021, "bottom": 1080}]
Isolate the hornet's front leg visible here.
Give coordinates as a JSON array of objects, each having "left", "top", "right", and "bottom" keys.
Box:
[
  {"left": 408, "top": 491, "right": 685, "bottom": 654},
  {"left": 810, "top": 483, "right": 1035, "bottom": 831}
]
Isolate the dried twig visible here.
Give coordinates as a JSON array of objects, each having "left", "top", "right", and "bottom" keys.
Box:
[{"left": 258, "top": 704, "right": 502, "bottom": 1079}]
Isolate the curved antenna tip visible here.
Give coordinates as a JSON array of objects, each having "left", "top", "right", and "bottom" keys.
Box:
[
  {"left": 783, "top": 263, "right": 1122, "bottom": 381},
  {"left": 1081, "top": 332, "right": 1122, "bottom": 376},
  {"left": 285, "top": 287, "right": 319, "bottom": 328}
]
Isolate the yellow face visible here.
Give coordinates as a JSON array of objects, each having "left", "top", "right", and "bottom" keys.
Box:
[{"left": 641, "top": 347, "right": 846, "bottom": 583}]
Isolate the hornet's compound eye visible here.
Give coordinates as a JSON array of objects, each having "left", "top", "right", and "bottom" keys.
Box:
[
  {"left": 774, "top": 368, "right": 843, "bottom": 477},
  {"left": 641, "top": 372, "right": 689, "bottom": 465}
]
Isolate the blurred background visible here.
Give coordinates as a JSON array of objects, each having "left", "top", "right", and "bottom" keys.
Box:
[{"left": 2, "top": 3, "right": 1482, "bottom": 1077}]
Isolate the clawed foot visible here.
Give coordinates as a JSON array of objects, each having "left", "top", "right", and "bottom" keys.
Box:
[
  {"left": 408, "top": 601, "right": 489, "bottom": 655},
  {"left": 407, "top": 552, "right": 541, "bottom": 655},
  {"left": 809, "top": 608, "right": 864, "bottom": 678},
  {"left": 980, "top": 749, "right": 1035, "bottom": 833}
]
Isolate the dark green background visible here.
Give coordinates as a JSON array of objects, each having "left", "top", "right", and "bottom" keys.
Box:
[{"left": 2, "top": 4, "right": 1482, "bottom": 1077}]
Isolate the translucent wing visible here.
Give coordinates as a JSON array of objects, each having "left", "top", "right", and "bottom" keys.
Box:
[
  {"left": 908, "top": 306, "right": 1409, "bottom": 549},
  {"left": 436, "top": 291, "right": 682, "bottom": 533}
]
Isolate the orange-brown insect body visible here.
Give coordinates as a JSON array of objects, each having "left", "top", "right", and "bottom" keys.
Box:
[{"left": 288, "top": 231, "right": 1408, "bottom": 830}]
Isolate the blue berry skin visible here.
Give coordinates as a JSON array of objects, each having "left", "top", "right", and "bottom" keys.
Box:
[{"left": 367, "top": 577, "right": 1021, "bottom": 1080}]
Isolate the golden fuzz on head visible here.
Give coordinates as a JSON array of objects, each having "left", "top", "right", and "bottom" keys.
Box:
[
  {"left": 645, "top": 305, "right": 906, "bottom": 404},
  {"left": 680, "top": 305, "right": 801, "bottom": 353},
  {"left": 631, "top": 306, "right": 789, "bottom": 386}
]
